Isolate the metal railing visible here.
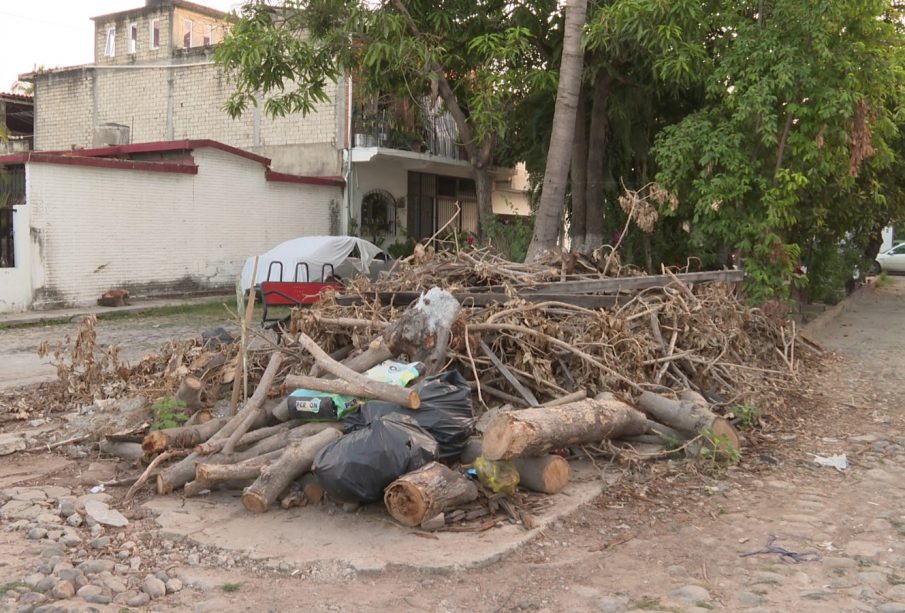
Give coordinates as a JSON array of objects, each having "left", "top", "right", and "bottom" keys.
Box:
[{"left": 351, "top": 106, "right": 463, "bottom": 160}]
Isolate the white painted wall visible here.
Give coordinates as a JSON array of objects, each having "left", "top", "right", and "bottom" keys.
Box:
[{"left": 7, "top": 147, "right": 339, "bottom": 311}]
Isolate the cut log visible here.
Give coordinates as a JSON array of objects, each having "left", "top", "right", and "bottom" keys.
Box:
[
  {"left": 384, "top": 462, "right": 478, "bottom": 527},
  {"left": 644, "top": 419, "right": 686, "bottom": 442},
  {"left": 636, "top": 391, "right": 739, "bottom": 451},
  {"left": 299, "top": 473, "right": 324, "bottom": 504},
  {"left": 481, "top": 398, "right": 648, "bottom": 461},
  {"left": 222, "top": 352, "right": 284, "bottom": 455},
  {"left": 382, "top": 287, "right": 461, "bottom": 375},
  {"left": 175, "top": 376, "right": 203, "bottom": 412},
  {"left": 142, "top": 418, "right": 228, "bottom": 455},
  {"left": 195, "top": 450, "right": 283, "bottom": 482},
  {"left": 290, "top": 333, "right": 421, "bottom": 409},
  {"left": 512, "top": 455, "right": 570, "bottom": 495},
  {"left": 241, "top": 428, "right": 342, "bottom": 513},
  {"left": 458, "top": 439, "right": 570, "bottom": 494}
]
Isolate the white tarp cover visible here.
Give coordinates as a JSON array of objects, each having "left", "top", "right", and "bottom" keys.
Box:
[{"left": 241, "top": 236, "right": 385, "bottom": 290}]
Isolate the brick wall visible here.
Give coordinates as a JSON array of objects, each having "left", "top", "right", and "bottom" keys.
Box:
[
  {"left": 26, "top": 148, "right": 339, "bottom": 308},
  {"left": 33, "top": 63, "right": 341, "bottom": 172}
]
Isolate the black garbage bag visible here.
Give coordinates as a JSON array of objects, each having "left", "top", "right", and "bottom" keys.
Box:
[
  {"left": 313, "top": 414, "right": 439, "bottom": 503},
  {"left": 343, "top": 371, "right": 475, "bottom": 461}
]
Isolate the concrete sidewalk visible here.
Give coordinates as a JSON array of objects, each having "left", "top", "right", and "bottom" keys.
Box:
[{"left": 0, "top": 294, "right": 232, "bottom": 328}]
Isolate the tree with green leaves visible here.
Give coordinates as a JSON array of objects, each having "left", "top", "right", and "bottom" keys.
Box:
[
  {"left": 216, "top": 0, "right": 555, "bottom": 237},
  {"left": 654, "top": 0, "right": 905, "bottom": 301}
]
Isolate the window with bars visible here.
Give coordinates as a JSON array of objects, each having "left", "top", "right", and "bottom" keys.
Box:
[
  {"left": 406, "top": 172, "right": 478, "bottom": 239},
  {"left": 183, "top": 19, "right": 193, "bottom": 48}
]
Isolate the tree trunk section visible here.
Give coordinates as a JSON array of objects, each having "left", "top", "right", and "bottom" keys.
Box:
[
  {"left": 570, "top": 84, "right": 589, "bottom": 248},
  {"left": 175, "top": 376, "right": 203, "bottom": 411},
  {"left": 339, "top": 339, "right": 394, "bottom": 375},
  {"left": 141, "top": 418, "right": 228, "bottom": 455},
  {"left": 384, "top": 462, "right": 478, "bottom": 527},
  {"left": 382, "top": 287, "right": 461, "bottom": 375},
  {"left": 584, "top": 68, "right": 610, "bottom": 247},
  {"left": 636, "top": 391, "right": 740, "bottom": 451},
  {"left": 473, "top": 166, "right": 495, "bottom": 241},
  {"left": 482, "top": 397, "right": 647, "bottom": 460},
  {"left": 241, "top": 428, "right": 343, "bottom": 513},
  {"left": 195, "top": 419, "right": 303, "bottom": 455},
  {"left": 525, "top": 0, "right": 589, "bottom": 262}
]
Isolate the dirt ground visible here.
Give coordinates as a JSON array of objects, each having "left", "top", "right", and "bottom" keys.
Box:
[{"left": 1, "top": 279, "right": 905, "bottom": 612}]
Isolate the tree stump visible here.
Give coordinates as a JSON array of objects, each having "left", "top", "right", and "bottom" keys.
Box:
[
  {"left": 175, "top": 376, "right": 203, "bottom": 412},
  {"left": 384, "top": 462, "right": 478, "bottom": 527},
  {"left": 481, "top": 397, "right": 648, "bottom": 460}
]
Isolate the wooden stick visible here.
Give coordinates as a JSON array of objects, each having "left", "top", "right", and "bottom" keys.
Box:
[
  {"left": 289, "top": 333, "right": 421, "bottom": 409},
  {"left": 195, "top": 419, "right": 303, "bottom": 455},
  {"left": 126, "top": 450, "right": 187, "bottom": 501},
  {"left": 222, "top": 352, "right": 284, "bottom": 455},
  {"left": 285, "top": 373, "right": 419, "bottom": 409},
  {"left": 540, "top": 390, "right": 587, "bottom": 407},
  {"left": 230, "top": 255, "right": 259, "bottom": 416},
  {"left": 479, "top": 340, "right": 539, "bottom": 406}
]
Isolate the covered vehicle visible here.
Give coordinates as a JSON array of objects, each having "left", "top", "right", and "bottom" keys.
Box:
[{"left": 241, "top": 236, "right": 390, "bottom": 291}]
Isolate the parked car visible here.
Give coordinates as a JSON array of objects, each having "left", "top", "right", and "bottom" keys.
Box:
[
  {"left": 241, "top": 236, "right": 391, "bottom": 291},
  {"left": 870, "top": 243, "right": 905, "bottom": 274}
]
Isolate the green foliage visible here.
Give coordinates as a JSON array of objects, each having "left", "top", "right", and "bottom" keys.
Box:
[
  {"left": 876, "top": 271, "right": 893, "bottom": 287},
  {"left": 151, "top": 396, "right": 189, "bottom": 431},
  {"left": 804, "top": 241, "right": 861, "bottom": 305},
  {"left": 386, "top": 237, "right": 416, "bottom": 259},
  {"left": 484, "top": 213, "right": 534, "bottom": 262},
  {"left": 730, "top": 404, "right": 760, "bottom": 429},
  {"left": 221, "top": 583, "right": 242, "bottom": 593}
]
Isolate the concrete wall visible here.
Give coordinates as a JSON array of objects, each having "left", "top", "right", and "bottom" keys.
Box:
[
  {"left": 33, "top": 63, "right": 343, "bottom": 176},
  {"left": 14, "top": 148, "right": 339, "bottom": 311}
]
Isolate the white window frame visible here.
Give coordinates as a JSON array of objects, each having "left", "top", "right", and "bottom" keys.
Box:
[
  {"left": 183, "top": 19, "right": 193, "bottom": 48},
  {"left": 150, "top": 19, "right": 160, "bottom": 50},
  {"left": 104, "top": 26, "right": 116, "bottom": 57},
  {"left": 128, "top": 22, "right": 137, "bottom": 54}
]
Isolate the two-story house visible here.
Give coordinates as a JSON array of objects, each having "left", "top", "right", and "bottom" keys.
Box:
[{"left": 0, "top": 0, "right": 528, "bottom": 313}]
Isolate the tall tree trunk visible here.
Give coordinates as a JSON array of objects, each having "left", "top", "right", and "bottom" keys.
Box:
[
  {"left": 473, "top": 167, "right": 494, "bottom": 240},
  {"left": 585, "top": 68, "right": 611, "bottom": 247},
  {"left": 526, "top": 0, "right": 589, "bottom": 262},
  {"left": 570, "top": 86, "right": 589, "bottom": 249}
]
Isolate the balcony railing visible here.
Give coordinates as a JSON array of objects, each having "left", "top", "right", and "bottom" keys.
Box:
[
  {"left": 351, "top": 104, "right": 464, "bottom": 160},
  {"left": 0, "top": 207, "right": 14, "bottom": 268}
]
